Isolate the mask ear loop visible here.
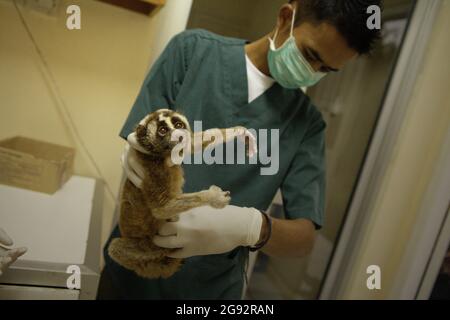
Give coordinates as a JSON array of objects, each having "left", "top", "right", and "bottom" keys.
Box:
[
  {"left": 270, "top": 7, "right": 296, "bottom": 45},
  {"left": 272, "top": 27, "right": 279, "bottom": 43},
  {"left": 290, "top": 8, "right": 296, "bottom": 37}
]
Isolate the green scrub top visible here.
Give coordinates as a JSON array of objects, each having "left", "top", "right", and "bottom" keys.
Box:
[{"left": 103, "top": 29, "right": 327, "bottom": 299}]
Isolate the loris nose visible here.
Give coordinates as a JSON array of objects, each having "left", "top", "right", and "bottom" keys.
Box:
[
  {"left": 168, "top": 129, "right": 187, "bottom": 149},
  {"left": 168, "top": 136, "right": 180, "bottom": 147}
]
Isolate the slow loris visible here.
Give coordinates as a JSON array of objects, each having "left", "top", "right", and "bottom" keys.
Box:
[{"left": 108, "top": 109, "right": 256, "bottom": 279}]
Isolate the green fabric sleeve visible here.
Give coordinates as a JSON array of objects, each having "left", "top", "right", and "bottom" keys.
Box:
[{"left": 280, "top": 110, "right": 327, "bottom": 229}]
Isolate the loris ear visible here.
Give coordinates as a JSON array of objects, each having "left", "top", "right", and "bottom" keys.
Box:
[{"left": 135, "top": 124, "right": 147, "bottom": 138}]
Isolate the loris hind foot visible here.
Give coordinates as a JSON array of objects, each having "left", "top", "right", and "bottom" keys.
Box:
[{"left": 108, "top": 237, "right": 182, "bottom": 279}]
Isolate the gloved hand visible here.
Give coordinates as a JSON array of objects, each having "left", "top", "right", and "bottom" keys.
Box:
[
  {"left": 0, "top": 228, "right": 27, "bottom": 277},
  {"left": 121, "top": 133, "right": 147, "bottom": 189},
  {"left": 153, "top": 205, "right": 263, "bottom": 258}
]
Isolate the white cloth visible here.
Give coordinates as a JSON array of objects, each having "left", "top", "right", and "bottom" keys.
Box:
[
  {"left": 153, "top": 205, "right": 263, "bottom": 258},
  {"left": 245, "top": 54, "right": 275, "bottom": 103}
]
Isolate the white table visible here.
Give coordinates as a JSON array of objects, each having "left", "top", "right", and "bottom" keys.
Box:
[{"left": 0, "top": 176, "right": 103, "bottom": 300}]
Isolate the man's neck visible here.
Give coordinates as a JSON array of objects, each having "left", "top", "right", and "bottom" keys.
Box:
[{"left": 244, "top": 32, "right": 274, "bottom": 77}]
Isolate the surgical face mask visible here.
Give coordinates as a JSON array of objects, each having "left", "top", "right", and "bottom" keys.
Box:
[{"left": 268, "top": 9, "right": 326, "bottom": 89}]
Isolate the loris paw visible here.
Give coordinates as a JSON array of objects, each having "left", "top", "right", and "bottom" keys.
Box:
[
  {"left": 231, "top": 126, "right": 258, "bottom": 158},
  {"left": 207, "top": 185, "right": 231, "bottom": 208}
]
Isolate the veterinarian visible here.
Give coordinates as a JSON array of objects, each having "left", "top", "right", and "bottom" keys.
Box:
[{"left": 98, "top": 0, "right": 381, "bottom": 299}]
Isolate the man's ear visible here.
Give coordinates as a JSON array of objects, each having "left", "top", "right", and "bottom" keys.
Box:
[{"left": 276, "top": 3, "right": 296, "bottom": 34}]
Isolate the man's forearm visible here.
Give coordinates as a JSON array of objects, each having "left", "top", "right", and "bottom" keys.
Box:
[{"left": 257, "top": 216, "right": 316, "bottom": 258}]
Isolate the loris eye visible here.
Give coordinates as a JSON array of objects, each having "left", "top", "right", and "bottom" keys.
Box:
[
  {"left": 175, "top": 122, "right": 185, "bottom": 129},
  {"left": 158, "top": 126, "right": 168, "bottom": 136}
]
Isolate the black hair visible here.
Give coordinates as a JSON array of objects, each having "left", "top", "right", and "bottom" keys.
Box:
[{"left": 289, "top": 0, "right": 383, "bottom": 54}]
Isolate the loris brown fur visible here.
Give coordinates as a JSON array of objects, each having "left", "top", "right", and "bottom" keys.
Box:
[{"left": 108, "top": 109, "right": 250, "bottom": 279}]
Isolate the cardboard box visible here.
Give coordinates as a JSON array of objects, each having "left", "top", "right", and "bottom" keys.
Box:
[{"left": 0, "top": 136, "right": 75, "bottom": 194}]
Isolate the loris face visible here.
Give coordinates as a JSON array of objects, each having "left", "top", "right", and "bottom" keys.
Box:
[{"left": 135, "top": 109, "right": 191, "bottom": 158}]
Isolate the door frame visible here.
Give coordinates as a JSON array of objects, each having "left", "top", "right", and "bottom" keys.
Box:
[
  {"left": 416, "top": 205, "right": 450, "bottom": 299},
  {"left": 319, "top": 0, "right": 444, "bottom": 299},
  {"left": 394, "top": 128, "right": 450, "bottom": 300}
]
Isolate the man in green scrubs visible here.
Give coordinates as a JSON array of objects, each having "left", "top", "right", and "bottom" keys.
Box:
[{"left": 98, "top": 0, "right": 381, "bottom": 299}]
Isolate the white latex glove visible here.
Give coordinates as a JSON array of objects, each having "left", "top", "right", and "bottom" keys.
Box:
[
  {"left": 0, "top": 228, "right": 27, "bottom": 277},
  {"left": 153, "top": 205, "right": 263, "bottom": 258},
  {"left": 121, "top": 133, "right": 148, "bottom": 189}
]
